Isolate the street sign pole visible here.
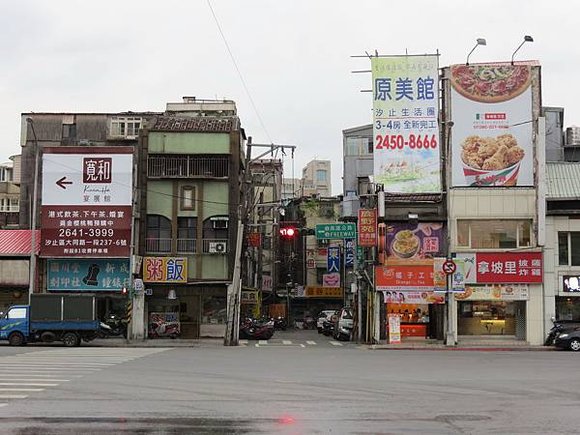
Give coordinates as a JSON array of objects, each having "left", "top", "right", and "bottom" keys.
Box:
[{"left": 445, "top": 258, "right": 455, "bottom": 346}]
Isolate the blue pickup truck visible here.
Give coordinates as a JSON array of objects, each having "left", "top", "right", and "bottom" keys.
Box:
[{"left": 0, "top": 294, "right": 102, "bottom": 347}]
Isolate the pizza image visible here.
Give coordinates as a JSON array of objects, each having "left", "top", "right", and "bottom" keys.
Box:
[{"left": 450, "top": 64, "right": 531, "bottom": 103}]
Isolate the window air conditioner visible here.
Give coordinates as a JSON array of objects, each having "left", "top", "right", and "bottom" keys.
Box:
[{"left": 208, "top": 241, "right": 227, "bottom": 254}]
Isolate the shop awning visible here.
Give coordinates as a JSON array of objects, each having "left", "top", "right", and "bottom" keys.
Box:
[{"left": 0, "top": 230, "right": 40, "bottom": 256}]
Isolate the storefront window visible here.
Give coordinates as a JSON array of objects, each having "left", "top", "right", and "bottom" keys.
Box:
[
  {"left": 458, "top": 301, "right": 516, "bottom": 335},
  {"left": 202, "top": 295, "right": 227, "bottom": 325},
  {"left": 457, "top": 220, "right": 531, "bottom": 249},
  {"left": 556, "top": 296, "right": 580, "bottom": 320}
]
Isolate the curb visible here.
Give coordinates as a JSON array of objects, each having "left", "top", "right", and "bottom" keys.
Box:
[{"left": 367, "top": 344, "right": 556, "bottom": 351}]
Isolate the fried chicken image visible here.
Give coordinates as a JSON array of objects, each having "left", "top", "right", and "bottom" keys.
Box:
[
  {"left": 482, "top": 145, "right": 508, "bottom": 170},
  {"left": 506, "top": 146, "right": 525, "bottom": 166},
  {"left": 461, "top": 134, "right": 524, "bottom": 171}
]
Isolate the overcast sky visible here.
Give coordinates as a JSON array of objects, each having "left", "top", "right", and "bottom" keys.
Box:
[{"left": 1, "top": 1, "right": 578, "bottom": 194}]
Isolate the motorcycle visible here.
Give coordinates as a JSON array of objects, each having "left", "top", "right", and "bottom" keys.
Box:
[
  {"left": 100, "top": 313, "right": 128, "bottom": 338},
  {"left": 239, "top": 317, "right": 274, "bottom": 340},
  {"left": 272, "top": 316, "right": 287, "bottom": 331},
  {"left": 545, "top": 317, "right": 580, "bottom": 346}
]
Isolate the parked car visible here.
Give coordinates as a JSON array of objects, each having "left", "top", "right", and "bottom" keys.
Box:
[
  {"left": 554, "top": 327, "right": 580, "bottom": 351},
  {"left": 317, "top": 310, "right": 337, "bottom": 333},
  {"left": 333, "top": 307, "right": 354, "bottom": 341}
]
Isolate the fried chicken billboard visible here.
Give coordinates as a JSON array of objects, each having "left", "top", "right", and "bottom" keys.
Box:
[{"left": 449, "top": 63, "right": 534, "bottom": 187}]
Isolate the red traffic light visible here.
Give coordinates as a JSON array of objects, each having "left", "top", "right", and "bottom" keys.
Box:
[{"left": 279, "top": 226, "right": 297, "bottom": 238}]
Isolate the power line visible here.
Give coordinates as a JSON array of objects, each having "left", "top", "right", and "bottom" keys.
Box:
[{"left": 206, "top": 0, "right": 273, "bottom": 143}]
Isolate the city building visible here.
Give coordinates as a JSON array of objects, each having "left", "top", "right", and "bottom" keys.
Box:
[
  {"left": 281, "top": 177, "right": 302, "bottom": 201},
  {"left": 0, "top": 155, "right": 21, "bottom": 228},
  {"left": 301, "top": 159, "right": 331, "bottom": 197}
]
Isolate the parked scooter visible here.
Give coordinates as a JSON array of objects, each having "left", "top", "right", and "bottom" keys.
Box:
[
  {"left": 272, "top": 316, "right": 287, "bottom": 331},
  {"left": 545, "top": 317, "right": 580, "bottom": 346},
  {"left": 100, "top": 313, "right": 128, "bottom": 338},
  {"left": 239, "top": 317, "right": 274, "bottom": 340}
]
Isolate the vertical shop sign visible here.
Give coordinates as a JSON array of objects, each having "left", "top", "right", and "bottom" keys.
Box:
[
  {"left": 344, "top": 239, "right": 355, "bottom": 267},
  {"left": 372, "top": 55, "right": 441, "bottom": 193},
  {"left": 388, "top": 314, "right": 401, "bottom": 344},
  {"left": 40, "top": 147, "right": 133, "bottom": 257},
  {"left": 358, "top": 208, "right": 377, "bottom": 247},
  {"left": 327, "top": 246, "right": 340, "bottom": 272}
]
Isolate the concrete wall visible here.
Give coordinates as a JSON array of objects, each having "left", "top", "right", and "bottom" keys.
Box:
[{"left": 148, "top": 132, "right": 230, "bottom": 154}]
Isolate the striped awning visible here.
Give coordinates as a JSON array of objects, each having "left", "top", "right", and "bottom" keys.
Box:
[{"left": 0, "top": 230, "right": 41, "bottom": 256}]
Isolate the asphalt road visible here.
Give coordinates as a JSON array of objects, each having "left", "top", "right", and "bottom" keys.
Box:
[{"left": 0, "top": 332, "right": 578, "bottom": 434}]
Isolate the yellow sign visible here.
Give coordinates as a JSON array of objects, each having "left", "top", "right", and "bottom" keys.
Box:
[
  {"left": 143, "top": 257, "right": 187, "bottom": 283},
  {"left": 241, "top": 290, "right": 259, "bottom": 305},
  {"left": 305, "top": 286, "right": 343, "bottom": 298}
]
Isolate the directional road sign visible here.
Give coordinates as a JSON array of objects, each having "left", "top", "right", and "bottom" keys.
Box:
[{"left": 315, "top": 223, "right": 356, "bottom": 240}]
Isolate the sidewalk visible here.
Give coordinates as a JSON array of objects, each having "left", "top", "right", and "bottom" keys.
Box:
[{"left": 366, "top": 338, "right": 554, "bottom": 351}]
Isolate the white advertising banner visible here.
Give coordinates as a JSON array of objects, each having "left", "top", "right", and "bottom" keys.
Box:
[
  {"left": 372, "top": 55, "right": 441, "bottom": 193},
  {"left": 450, "top": 63, "right": 534, "bottom": 187}
]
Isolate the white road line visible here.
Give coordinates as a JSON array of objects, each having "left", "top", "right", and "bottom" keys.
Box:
[
  {"left": 330, "top": 341, "right": 343, "bottom": 346},
  {"left": 0, "top": 368, "right": 100, "bottom": 372},
  {"left": 0, "top": 383, "right": 58, "bottom": 387},
  {"left": 300, "top": 344, "right": 306, "bottom": 348},
  {"left": 0, "top": 395, "right": 28, "bottom": 399},
  {"left": 255, "top": 343, "right": 260, "bottom": 347},
  {"left": 0, "top": 362, "right": 114, "bottom": 366},
  {"left": 0, "top": 388, "right": 44, "bottom": 392},
  {"left": 0, "top": 373, "right": 82, "bottom": 377},
  {"left": 306, "top": 341, "right": 317, "bottom": 345},
  {"left": 258, "top": 340, "right": 268, "bottom": 345},
  {"left": 282, "top": 340, "right": 292, "bottom": 345},
  {"left": 0, "top": 379, "right": 69, "bottom": 382},
  {"left": 0, "top": 404, "right": 7, "bottom": 408},
  {"left": 239, "top": 340, "right": 248, "bottom": 345}
]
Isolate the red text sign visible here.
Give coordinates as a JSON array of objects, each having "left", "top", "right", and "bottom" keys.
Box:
[
  {"left": 358, "top": 208, "right": 377, "bottom": 247},
  {"left": 474, "top": 252, "right": 542, "bottom": 283}
]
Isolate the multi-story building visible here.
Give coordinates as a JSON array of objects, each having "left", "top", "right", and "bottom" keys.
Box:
[
  {"left": 301, "top": 159, "right": 331, "bottom": 197},
  {"left": 16, "top": 98, "right": 246, "bottom": 340},
  {"left": 0, "top": 155, "right": 21, "bottom": 228}
]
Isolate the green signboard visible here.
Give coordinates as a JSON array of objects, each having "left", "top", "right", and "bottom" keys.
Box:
[{"left": 315, "top": 223, "right": 356, "bottom": 240}]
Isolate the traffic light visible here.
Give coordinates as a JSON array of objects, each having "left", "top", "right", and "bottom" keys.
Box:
[{"left": 279, "top": 226, "right": 297, "bottom": 239}]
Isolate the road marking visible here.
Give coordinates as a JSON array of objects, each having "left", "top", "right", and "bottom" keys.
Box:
[
  {"left": 330, "top": 341, "right": 343, "bottom": 346},
  {"left": 255, "top": 343, "right": 260, "bottom": 348},
  {"left": 0, "top": 379, "right": 69, "bottom": 382},
  {"left": 0, "top": 404, "right": 7, "bottom": 408},
  {"left": 306, "top": 341, "right": 317, "bottom": 345},
  {"left": 0, "top": 388, "right": 44, "bottom": 392},
  {"left": 282, "top": 340, "right": 292, "bottom": 345},
  {"left": 0, "top": 395, "right": 28, "bottom": 399},
  {"left": 300, "top": 344, "right": 306, "bottom": 348},
  {"left": 0, "top": 383, "right": 58, "bottom": 387},
  {"left": 239, "top": 340, "right": 248, "bottom": 345},
  {"left": 258, "top": 340, "right": 268, "bottom": 345}
]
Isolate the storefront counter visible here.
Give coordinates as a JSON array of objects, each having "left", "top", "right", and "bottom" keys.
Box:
[
  {"left": 458, "top": 317, "right": 515, "bottom": 335},
  {"left": 400, "top": 323, "right": 428, "bottom": 337}
]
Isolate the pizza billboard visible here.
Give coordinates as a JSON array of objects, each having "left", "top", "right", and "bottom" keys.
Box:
[
  {"left": 371, "top": 55, "right": 441, "bottom": 193},
  {"left": 449, "top": 63, "right": 535, "bottom": 187},
  {"left": 40, "top": 147, "right": 133, "bottom": 257}
]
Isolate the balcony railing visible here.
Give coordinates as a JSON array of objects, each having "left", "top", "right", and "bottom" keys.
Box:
[
  {"left": 145, "top": 238, "right": 172, "bottom": 253},
  {"left": 177, "top": 238, "right": 197, "bottom": 253},
  {"left": 148, "top": 155, "right": 229, "bottom": 178}
]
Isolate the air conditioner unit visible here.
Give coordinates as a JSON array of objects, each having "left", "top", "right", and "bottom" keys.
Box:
[{"left": 208, "top": 241, "right": 227, "bottom": 254}]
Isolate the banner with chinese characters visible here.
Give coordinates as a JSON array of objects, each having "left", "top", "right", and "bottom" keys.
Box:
[
  {"left": 41, "top": 147, "right": 133, "bottom": 257},
  {"left": 327, "top": 246, "right": 340, "bottom": 273},
  {"left": 372, "top": 55, "right": 441, "bottom": 193},
  {"left": 344, "top": 239, "right": 355, "bottom": 267},
  {"left": 358, "top": 209, "right": 377, "bottom": 247},
  {"left": 449, "top": 63, "right": 535, "bottom": 187},
  {"left": 455, "top": 252, "right": 542, "bottom": 284},
  {"left": 47, "top": 259, "right": 130, "bottom": 292},
  {"left": 305, "top": 286, "right": 342, "bottom": 298},
  {"left": 454, "top": 284, "right": 529, "bottom": 301},
  {"left": 375, "top": 263, "right": 435, "bottom": 292},
  {"left": 143, "top": 257, "right": 187, "bottom": 283},
  {"left": 385, "top": 223, "right": 445, "bottom": 265},
  {"left": 241, "top": 290, "right": 259, "bottom": 305}
]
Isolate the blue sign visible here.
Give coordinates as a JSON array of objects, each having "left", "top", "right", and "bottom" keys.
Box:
[
  {"left": 327, "top": 246, "right": 340, "bottom": 273},
  {"left": 47, "top": 259, "right": 130, "bottom": 292},
  {"left": 345, "top": 239, "right": 355, "bottom": 268}
]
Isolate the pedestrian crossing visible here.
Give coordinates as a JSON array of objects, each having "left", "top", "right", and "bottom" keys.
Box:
[
  {"left": 239, "top": 339, "right": 345, "bottom": 347},
  {"left": 0, "top": 347, "right": 169, "bottom": 407}
]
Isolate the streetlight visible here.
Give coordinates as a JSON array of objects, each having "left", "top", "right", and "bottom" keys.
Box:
[
  {"left": 26, "top": 118, "right": 40, "bottom": 299},
  {"left": 466, "top": 38, "right": 487, "bottom": 65},
  {"left": 511, "top": 35, "right": 534, "bottom": 65}
]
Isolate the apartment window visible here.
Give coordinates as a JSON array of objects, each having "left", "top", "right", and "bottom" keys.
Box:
[
  {"left": 177, "top": 217, "right": 197, "bottom": 252},
  {"left": 110, "top": 116, "right": 142, "bottom": 138},
  {"left": 457, "top": 220, "right": 532, "bottom": 249},
  {"left": 345, "top": 137, "right": 372, "bottom": 156},
  {"left": 559, "top": 232, "right": 580, "bottom": 266},
  {"left": 316, "top": 170, "right": 327, "bottom": 182},
  {"left": 180, "top": 186, "right": 196, "bottom": 210},
  {"left": 146, "top": 215, "right": 171, "bottom": 252}
]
